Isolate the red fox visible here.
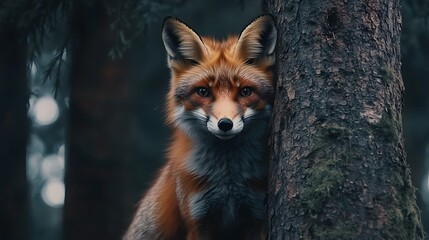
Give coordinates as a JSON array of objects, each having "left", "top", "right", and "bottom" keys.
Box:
[{"left": 124, "top": 15, "right": 277, "bottom": 240}]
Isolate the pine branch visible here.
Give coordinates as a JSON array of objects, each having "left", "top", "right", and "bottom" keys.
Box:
[
  {"left": 42, "top": 37, "right": 69, "bottom": 97},
  {"left": 107, "top": 0, "right": 176, "bottom": 60}
]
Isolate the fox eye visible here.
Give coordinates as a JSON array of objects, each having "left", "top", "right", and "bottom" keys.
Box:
[
  {"left": 197, "top": 87, "right": 210, "bottom": 97},
  {"left": 239, "top": 87, "right": 252, "bottom": 97}
]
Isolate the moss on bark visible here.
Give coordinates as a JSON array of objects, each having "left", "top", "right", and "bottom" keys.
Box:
[{"left": 265, "top": 0, "right": 424, "bottom": 238}]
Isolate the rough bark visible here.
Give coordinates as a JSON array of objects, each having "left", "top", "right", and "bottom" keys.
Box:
[
  {"left": 264, "top": 0, "right": 424, "bottom": 239},
  {"left": 0, "top": 23, "right": 29, "bottom": 240},
  {"left": 63, "top": 1, "right": 138, "bottom": 239}
]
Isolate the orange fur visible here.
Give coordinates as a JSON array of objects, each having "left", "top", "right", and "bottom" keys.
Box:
[
  {"left": 166, "top": 34, "right": 274, "bottom": 125},
  {"left": 124, "top": 15, "right": 276, "bottom": 240}
]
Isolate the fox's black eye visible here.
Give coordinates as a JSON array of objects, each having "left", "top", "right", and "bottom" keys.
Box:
[
  {"left": 197, "top": 87, "right": 210, "bottom": 97},
  {"left": 239, "top": 87, "right": 252, "bottom": 97}
]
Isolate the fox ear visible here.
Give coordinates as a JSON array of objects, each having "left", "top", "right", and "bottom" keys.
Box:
[
  {"left": 162, "top": 17, "right": 206, "bottom": 65},
  {"left": 236, "top": 15, "right": 277, "bottom": 63}
]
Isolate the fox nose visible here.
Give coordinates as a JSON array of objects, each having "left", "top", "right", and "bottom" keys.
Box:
[{"left": 218, "top": 118, "right": 233, "bottom": 132}]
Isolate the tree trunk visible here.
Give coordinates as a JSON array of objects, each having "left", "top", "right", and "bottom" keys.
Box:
[
  {"left": 63, "top": 1, "right": 138, "bottom": 239},
  {"left": 0, "top": 24, "right": 29, "bottom": 240},
  {"left": 264, "top": 0, "right": 424, "bottom": 239}
]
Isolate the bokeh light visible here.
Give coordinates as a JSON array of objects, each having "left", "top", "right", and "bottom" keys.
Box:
[
  {"left": 41, "top": 178, "right": 65, "bottom": 207},
  {"left": 30, "top": 62, "right": 37, "bottom": 79},
  {"left": 41, "top": 154, "right": 64, "bottom": 179},
  {"left": 58, "top": 144, "right": 65, "bottom": 168},
  {"left": 32, "top": 96, "right": 59, "bottom": 125},
  {"left": 27, "top": 153, "right": 42, "bottom": 181}
]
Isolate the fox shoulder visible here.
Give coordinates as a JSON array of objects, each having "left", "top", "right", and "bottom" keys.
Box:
[{"left": 123, "top": 164, "right": 184, "bottom": 240}]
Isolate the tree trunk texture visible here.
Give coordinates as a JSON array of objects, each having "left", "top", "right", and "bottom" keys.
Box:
[
  {"left": 63, "top": 1, "right": 138, "bottom": 240},
  {"left": 0, "top": 24, "right": 29, "bottom": 240},
  {"left": 264, "top": 0, "right": 424, "bottom": 239}
]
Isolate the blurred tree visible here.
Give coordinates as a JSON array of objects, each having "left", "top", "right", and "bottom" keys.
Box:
[
  {"left": 0, "top": 0, "right": 176, "bottom": 239},
  {"left": 63, "top": 1, "right": 139, "bottom": 239},
  {"left": 264, "top": 0, "right": 425, "bottom": 239},
  {"left": 63, "top": 0, "right": 176, "bottom": 239},
  {"left": 0, "top": 14, "right": 29, "bottom": 240},
  {"left": 0, "top": 1, "right": 67, "bottom": 240}
]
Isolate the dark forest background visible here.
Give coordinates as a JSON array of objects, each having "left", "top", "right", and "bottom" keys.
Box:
[{"left": 0, "top": 0, "right": 428, "bottom": 239}]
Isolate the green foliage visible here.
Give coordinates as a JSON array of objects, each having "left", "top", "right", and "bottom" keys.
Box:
[
  {"left": 314, "top": 221, "right": 358, "bottom": 240},
  {"left": 301, "top": 157, "right": 344, "bottom": 212},
  {"left": 106, "top": 0, "right": 179, "bottom": 60},
  {"left": 301, "top": 117, "right": 424, "bottom": 239},
  {"left": 43, "top": 38, "right": 68, "bottom": 97},
  {"left": 301, "top": 123, "right": 350, "bottom": 215},
  {"left": 380, "top": 64, "right": 394, "bottom": 83},
  {"left": 0, "top": 0, "right": 68, "bottom": 61},
  {"left": 0, "top": 0, "right": 181, "bottom": 93},
  {"left": 381, "top": 173, "right": 425, "bottom": 239},
  {"left": 368, "top": 111, "right": 397, "bottom": 142},
  {"left": 0, "top": 0, "right": 68, "bottom": 96},
  {"left": 300, "top": 123, "right": 348, "bottom": 229},
  {"left": 299, "top": 123, "right": 377, "bottom": 239}
]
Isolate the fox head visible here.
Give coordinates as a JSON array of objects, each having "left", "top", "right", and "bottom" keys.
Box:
[{"left": 162, "top": 15, "right": 277, "bottom": 140}]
